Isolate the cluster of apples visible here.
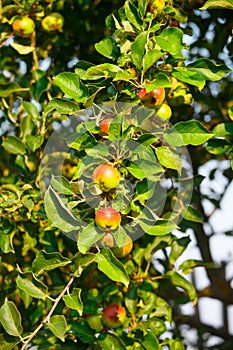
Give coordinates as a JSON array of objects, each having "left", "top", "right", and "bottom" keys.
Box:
[
  {"left": 86, "top": 304, "right": 126, "bottom": 331},
  {"left": 138, "top": 83, "right": 172, "bottom": 120},
  {"left": 12, "top": 13, "right": 64, "bottom": 38},
  {"left": 93, "top": 164, "right": 133, "bottom": 258}
]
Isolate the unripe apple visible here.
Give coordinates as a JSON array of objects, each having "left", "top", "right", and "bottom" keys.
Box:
[
  {"left": 148, "top": 0, "right": 165, "bottom": 15},
  {"left": 157, "top": 103, "right": 172, "bottom": 120},
  {"left": 100, "top": 232, "right": 115, "bottom": 247},
  {"left": 112, "top": 235, "right": 133, "bottom": 258},
  {"left": 95, "top": 207, "right": 121, "bottom": 229},
  {"left": 93, "top": 164, "right": 120, "bottom": 192},
  {"left": 42, "top": 12, "right": 64, "bottom": 32},
  {"left": 12, "top": 17, "right": 35, "bottom": 38},
  {"left": 99, "top": 118, "right": 113, "bottom": 135},
  {"left": 86, "top": 314, "right": 103, "bottom": 332},
  {"left": 102, "top": 304, "right": 126, "bottom": 329}
]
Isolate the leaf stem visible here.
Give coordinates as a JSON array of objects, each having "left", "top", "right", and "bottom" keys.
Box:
[{"left": 20, "top": 275, "right": 76, "bottom": 350}]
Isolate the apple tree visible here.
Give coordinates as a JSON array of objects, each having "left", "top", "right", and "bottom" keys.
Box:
[{"left": 0, "top": 0, "right": 233, "bottom": 349}]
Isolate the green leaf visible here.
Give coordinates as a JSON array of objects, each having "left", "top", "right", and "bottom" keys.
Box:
[
  {"left": 71, "top": 252, "right": 96, "bottom": 277},
  {"left": 124, "top": 0, "right": 142, "bottom": 31},
  {"left": 63, "top": 288, "right": 83, "bottom": 315},
  {"left": 0, "top": 334, "right": 20, "bottom": 350},
  {"left": 10, "top": 42, "right": 35, "bottom": 55},
  {"left": 213, "top": 122, "right": 233, "bottom": 136},
  {"left": 85, "top": 63, "right": 121, "bottom": 80},
  {"left": 127, "top": 159, "right": 163, "bottom": 179},
  {"left": 167, "top": 271, "right": 197, "bottom": 305},
  {"left": 26, "top": 134, "right": 44, "bottom": 152},
  {"left": 206, "top": 138, "right": 231, "bottom": 155},
  {"left": 125, "top": 284, "right": 138, "bottom": 314},
  {"left": 78, "top": 224, "right": 105, "bottom": 254},
  {"left": 0, "top": 82, "right": 22, "bottom": 97},
  {"left": 173, "top": 59, "right": 230, "bottom": 90},
  {"left": 169, "top": 237, "right": 191, "bottom": 266},
  {"left": 16, "top": 272, "right": 48, "bottom": 299},
  {"left": 46, "top": 315, "right": 67, "bottom": 342},
  {"left": 155, "top": 146, "right": 182, "bottom": 174},
  {"left": 22, "top": 100, "right": 39, "bottom": 119},
  {"left": 32, "top": 251, "right": 71, "bottom": 275},
  {"left": 95, "top": 37, "right": 115, "bottom": 59},
  {"left": 228, "top": 106, "right": 233, "bottom": 121},
  {"left": 44, "top": 186, "right": 80, "bottom": 233},
  {"left": 50, "top": 175, "right": 74, "bottom": 195},
  {"left": 200, "top": 0, "right": 233, "bottom": 10},
  {"left": 44, "top": 98, "right": 79, "bottom": 114},
  {"left": 2, "top": 135, "right": 26, "bottom": 155},
  {"left": 140, "top": 219, "right": 178, "bottom": 236},
  {"left": 183, "top": 206, "right": 204, "bottom": 223},
  {"left": 72, "top": 320, "right": 96, "bottom": 343},
  {"left": 178, "top": 259, "right": 218, "bottom": 275},
  {"left": 0, "top": 298, "right": 23, "bottom": 337},
  {"left": 53, "top": 72, "right": 86, "bottom": 102},
  {"left": 132, "top": 31, "right": 148, "bottom": 69},
  {"left": 96, "top": 248, "right": 129, "bottom": 286},
  {"left": 165, "top": 120, "right": 214, "bottom": 146},
  {"left": 143, "top": 49, "right": 163, "bottom": 72},
  {"left": 144, "top": 73, "right": 172, "bottom": 90},
  {"left": 156, "top": 27, "right": 185, "bottom": 56},
  {"left": 142, "top": 332, "right": 160, "bottom": 350}
]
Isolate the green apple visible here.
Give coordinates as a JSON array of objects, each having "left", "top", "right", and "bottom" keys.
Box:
[
  {"left": 12, "top": 17, "right": 35, "bottom": 38},
  {"left": 42, "top": 13, "right": 64, "bottom": 32},
  {"left": 157, "top": 103, "right": 172, "bottom": 120},
  {"left": 86, "top": 315, "right": 103, "bottom": 332},
  {"left": 112, "top": 235, "right": 133, "bottom": 258}
]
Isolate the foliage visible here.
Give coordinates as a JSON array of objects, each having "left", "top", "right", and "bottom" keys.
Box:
[{"left": 0, "top": 0, "right": 233, "bottom": 349}]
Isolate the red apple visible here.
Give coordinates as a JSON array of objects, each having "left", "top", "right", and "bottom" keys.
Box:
[
  {"left": 12, "top": 17, "right": 35, "bottom": 38},
  {"left": 112, "top": 235, "right": 133, "bottom": 258},
  {"left": 95, "top": 207, "right": 121, "bottom": 229},
  {"left": 99, "top": 118, "right": 113, "bottom": 135},
  {"left": 102, "top": 304, "right": 126, "bottom": 329},
  {"left": 93, "top": 164, "right": 120, "bottom": 192},
  {"left": 152, "top": 88, "right": 165, "bottom": 106}
]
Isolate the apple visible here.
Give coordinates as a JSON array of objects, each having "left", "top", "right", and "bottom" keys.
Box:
[
  {"left": 12, "top": 17, "right": 35, "bottom": 38},
  {"left": 138, "top": 84, "right": 165, "bottom": 108},
  {"left": 102, "top": 304, "right": 126, "bottom": 329},
  {"left": 95, "top": 207, "right": 121, "bottom": 229},
  {"left": 93, "top": 164, "right": 120, "bottom": 192},
  {"left": 100, "top": 232, "right": 115, "bottom": 247},
  {"left": 86, "top": 314, "right": 103, "bottom": 332},
  {"left": 112, "top": 235, "right": 133, "bottom": 258},
  {"left": 148, "top": 0, "right": 165, "bottom": 14},
  {"left": 99, "top": 118, "right": 113, "bottom": 135},
  {"left": 152, "top": 88, "right": 165, "bottom": 106},
  {"left": 157, "top": 103, "right": 172, "bottom": 120},
  {"left": 42, "top": 13, "right": 64, "bottom": 32}
]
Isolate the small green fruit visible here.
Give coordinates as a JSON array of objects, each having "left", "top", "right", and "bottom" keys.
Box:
[
  {"left": 112, "top": 235, "right": 133, "bottom": 258},
  {"left": 86, "top": 315, "right": 103, "bottom": 332},
  {"left": 157, "top": 103, "right": 172, "bottom": 120},
  {"left": 42, "top": 13, "right": 64, "bottom": 32},
  {"left": 12, "top": 17, "right": 35, "bottom": 38}
]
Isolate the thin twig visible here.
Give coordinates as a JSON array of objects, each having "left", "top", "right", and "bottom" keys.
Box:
[{"left": 21, "top": 275, "right": 76, "bottom": 350}]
